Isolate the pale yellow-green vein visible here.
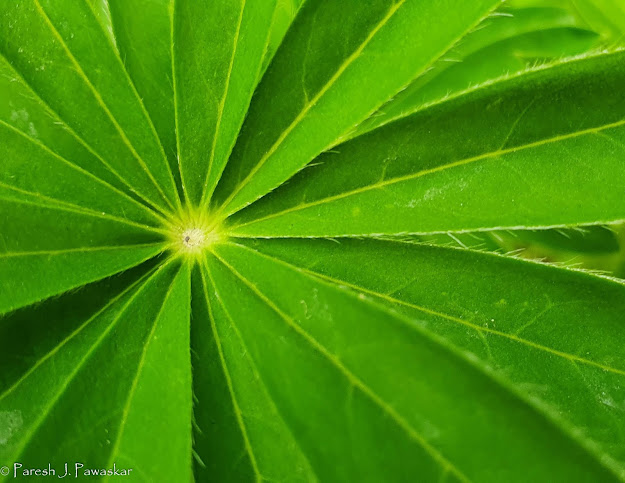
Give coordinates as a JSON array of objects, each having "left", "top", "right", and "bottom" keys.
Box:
[
  {"left": 228, "top": 241, "right": 625, "bottom": 377},
  {"left": 199, "top": 258, "right": 263, "bottom": 483}
]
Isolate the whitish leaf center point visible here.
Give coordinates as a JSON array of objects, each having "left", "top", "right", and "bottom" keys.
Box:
[
  {"left": 182, "top": 228, "right": 206, "bottom": 249},
  {"left": 167, "top": 207, "right": 221, "bottom": 257}
]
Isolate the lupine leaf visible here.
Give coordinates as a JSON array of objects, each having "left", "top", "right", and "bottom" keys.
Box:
[
  {"left": 232, "top": 238, "right": 625, "bottom": 474},
  {"left": 1, "top": 1, "right": 624, "bottom": 481},
  {"left": 511, "top": 0, "right": 625, "bottom": 42},
  {"left": 191, "top": 262, "right": 317, "bottom": 482},
  {"left": 0, "top": 0, "right": 179, "bottom": 213},
  {"left": 507, "top": 225, "right": 621, "bottom": 254},
  {"left": 0, "top": 57, "right": 139, "bottom": 198},
  {"left": 263, "top": 0, "right": 305, "bottom": 72},
  {"left": 0, "top": 198, "right": 165, "bottom": 314},
  {"left": 0, "top": 121, "right": 165, "bottom": 228},
  {"left": 107, "top": 0, "right": 181, "bottom": 190},
  {"left": 356, "top": 6, "right": 600, "bottom": 136}
]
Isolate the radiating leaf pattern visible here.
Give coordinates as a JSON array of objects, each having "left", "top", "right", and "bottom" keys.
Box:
[{"left": 1, "top": 1, "right": 624, "bottom": 481}]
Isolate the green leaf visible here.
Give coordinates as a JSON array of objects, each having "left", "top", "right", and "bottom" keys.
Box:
[
  {"left": 212, "top": 0, "right": 502, "bottom": 216},
  {"left": 0, "top": 261, "right": 159, "bottom": 392},
  {"left": 0, "top": 121, "right": 166, "bottom": 228},
  {"left": 173, "top": 0, "right": 278, "bottom": 205},
  {"left": 572, "top": 0, "right": 625, "bottom": 41},
  {"left": 228, "top": 50, "right": 625, "bottom": 238},
  {"left": 191, "top": 263, "right": 316, "bottom": 481},
  {"left": 0, "top": 57, "right": 143, "bottom": 200},
  {"left": 3, "top": 1, "right": 625, "bottom": 480},
  {"left": 262, "top": 0, "right": 305, "bottom": 72},
  {"left": 85, "top": 0, "right": 116, "bottom": 46},
  {"left": 205, "top": 240, "right": 625, "bottom": 481},
  {"left": 507, "top": 225, "right": 621, "bottom": 254},
  {"left": 0, "top": 259, "right": 192, "bottom": 481},
  {"left": 356, "top": 7, "right": 600, "bottom": 136},
  {"left": 107, "top": 0, "right": 181, "bottom": 192},
  {"left": 510, "top": 0, "right": 625, "bottom": 43},
  {"left": 104, "top": 261, "right": 192, "bottom": 481}
]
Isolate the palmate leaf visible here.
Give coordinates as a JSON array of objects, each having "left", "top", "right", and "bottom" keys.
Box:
[
  {"left": 0, "top": 0, "right": 180, "bottom": 214},
  {"left": 172, "top": 0, "right": 278, "bottom": 206},
  {"left": 1, "top": 1, "right": 625, "bottom": 482},
  {"left": 0, "top": 260, "right": 191, "bottom": 481},
  {"left": 0, "top": 197, "right": 166, "bottom": 315},
  {"left": 106, "top": 0, "right": 179, "bottom": 188}
]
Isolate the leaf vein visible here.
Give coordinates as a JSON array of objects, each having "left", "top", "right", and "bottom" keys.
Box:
[
  {"left": 81, "top": 0, "right": 182, "bottom": 211},
  {"left": 104, "top": 264, "right": 183, "bottom": 474},
  {"left": 199, "top": 0, "right": 247, "bottom": 206},
  {"left": 229, "top": 241, "right": 625, "bottom": 377},
  {"left": 202, "top": 256, "right": 320, "bottom": 482},
  {"left": 0, "top": 243, "right": 167, "bottom": 259},
  {"left": 5, "top": 261, "right": 173, "bottom": 463},
  {"left": 0, "top": 182, "right": 168, "bottom": 234}
]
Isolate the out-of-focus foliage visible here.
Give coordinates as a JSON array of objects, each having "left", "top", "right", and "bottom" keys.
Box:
[{"left": 510, "top": 0, "right": 625, "bottom": 45}]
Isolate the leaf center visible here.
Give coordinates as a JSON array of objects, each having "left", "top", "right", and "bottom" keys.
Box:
[
  {"left": 182, "top": 228, "right": 206, "bottom": 249},
  {"left": 167, "top": 206, "right": 222, "bottom": 257}
]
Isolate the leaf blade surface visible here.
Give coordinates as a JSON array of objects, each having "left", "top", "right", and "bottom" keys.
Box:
[
  {"left": 213, "top": 0, "right": 502, "bottom": 216},
  {"left": 202, "top": 241, "right": 624, "bottom": 482},
  {"left": 173, "top": 0, "right": 278, "bottom": 205},
  {"left": 229, "top": 51, "right": 625, "bottom": 237},
  {"left": 0, "top": 260, "right": 187, "bottom": 477},
  {"left": 234, "top": 237, "right": 625, "bottom": 476}
]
